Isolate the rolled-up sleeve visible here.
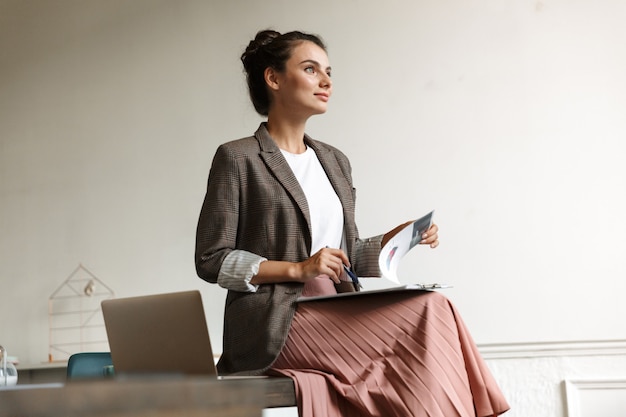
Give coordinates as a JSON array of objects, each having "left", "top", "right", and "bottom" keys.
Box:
[
  {"left": 217, "top": 250, "right": 267, "bottom": 292},
  {"left": 354, "top": 234, "right": 384, "bottom": 277}
]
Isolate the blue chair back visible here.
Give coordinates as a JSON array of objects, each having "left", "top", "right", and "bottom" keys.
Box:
[{"left": 66, "top": 352, "right": 113, "bottom": 380}]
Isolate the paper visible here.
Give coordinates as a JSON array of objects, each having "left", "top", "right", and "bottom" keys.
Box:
[
  {"left": 296, "top": 210, "right": 449, "bottom": 303},
  {"left": 379, "top": 210, "right": 434, "bottom": 284}
]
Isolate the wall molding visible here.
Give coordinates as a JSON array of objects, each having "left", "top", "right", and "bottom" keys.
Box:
[
  {"left": 478, "top": 339, "right": 626, "bottom": 360},
  {"left": 563, "top": 378, "right": 626, "bottom": 417}
]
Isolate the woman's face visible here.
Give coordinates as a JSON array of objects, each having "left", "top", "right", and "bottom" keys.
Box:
[{"left": 268, "top": 41, "right": 332, "bottom": 118}]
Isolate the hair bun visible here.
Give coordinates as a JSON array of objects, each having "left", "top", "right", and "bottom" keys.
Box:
[
  {"left": 241, "top": 30, "right": 281, "bottom": 69},
  {"left": 253, "top": 30, "right": 281, "bottom": 49}
]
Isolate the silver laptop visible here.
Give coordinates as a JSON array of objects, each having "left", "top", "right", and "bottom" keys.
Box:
[{"left": 101, "top": 290, "right": 217, "bottom": 376}]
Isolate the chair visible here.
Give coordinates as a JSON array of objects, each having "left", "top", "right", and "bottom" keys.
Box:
[{"left": 66, "top": 352, "right": 113, "bottom": 380}]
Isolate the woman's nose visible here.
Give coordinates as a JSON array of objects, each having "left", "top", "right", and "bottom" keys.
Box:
[{"left": 320, "top": 73, "right": 332, "bottom": 88}]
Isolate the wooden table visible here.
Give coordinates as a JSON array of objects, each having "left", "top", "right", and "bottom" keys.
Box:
[
  {"left": 232, "top": 376, "right": 296, "bottom": 408},
  {"left": 15, "top": 363, "right": 297, "bottom": 408},
  {"left": 0, "top": 376, "right": 274, "bottom": 417}
]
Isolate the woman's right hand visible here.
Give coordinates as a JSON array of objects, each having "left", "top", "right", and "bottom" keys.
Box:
[
  {"left": 251, "top": 247, "right": 350, "bottom": 286},
  {"left": 295, "top": 247, "right": 350, "bottom": 284}
]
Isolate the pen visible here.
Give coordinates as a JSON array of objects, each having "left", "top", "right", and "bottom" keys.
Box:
[
  {"left": 324, "top": 246, "right": 362, "bottom": 290},
  {"left": 343, "top": 264, "right": 362, "bottom": 290}
]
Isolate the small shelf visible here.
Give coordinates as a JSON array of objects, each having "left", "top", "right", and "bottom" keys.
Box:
[{"left": 48, "top": 264, "right": 115, "bottom": 362}]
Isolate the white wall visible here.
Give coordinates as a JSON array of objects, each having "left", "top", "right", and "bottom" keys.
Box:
[{"left": 1, "top": 1, "right": 625, "bottom": 415}]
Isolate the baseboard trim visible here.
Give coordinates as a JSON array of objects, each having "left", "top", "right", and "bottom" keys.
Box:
[{"left": 478, "top": 339, "right": 626, "bottom": 359}]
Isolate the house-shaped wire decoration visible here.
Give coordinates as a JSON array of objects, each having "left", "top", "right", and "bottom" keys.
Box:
[{"left": 48, "top": 264, "right": 115, "bottom": 362}]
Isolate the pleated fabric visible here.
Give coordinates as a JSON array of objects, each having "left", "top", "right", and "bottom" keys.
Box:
[{"left": 269, "top": 290, "right": 510, "bottom": 417}]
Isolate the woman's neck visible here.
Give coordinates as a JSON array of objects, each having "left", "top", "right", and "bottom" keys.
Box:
[{"left": 266, "top": 116, "right": 308, "bottom": 154}]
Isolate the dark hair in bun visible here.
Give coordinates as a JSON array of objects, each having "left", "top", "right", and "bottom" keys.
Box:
[{"left": 241, "top": 29, "right": 327, "bottom": 116}]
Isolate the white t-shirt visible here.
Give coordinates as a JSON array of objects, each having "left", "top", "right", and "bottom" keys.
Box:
[{"left": 280, "top": 146, "right": 344, "bottom": 254}]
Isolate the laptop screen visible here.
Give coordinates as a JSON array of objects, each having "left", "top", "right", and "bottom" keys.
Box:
[{"left": 102, "top": 290, "right": 217, "bottom": 376}]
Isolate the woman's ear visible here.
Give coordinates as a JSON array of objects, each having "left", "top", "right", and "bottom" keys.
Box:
[{"left": 264, "top": 67, "right": 280, "bottom": 91}]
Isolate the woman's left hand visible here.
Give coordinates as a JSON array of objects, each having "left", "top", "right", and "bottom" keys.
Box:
[{"left": 421, "top": 223, "right": 439, "bottom": 248}]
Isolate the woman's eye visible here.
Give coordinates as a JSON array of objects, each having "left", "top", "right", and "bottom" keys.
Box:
[{"left": 305, "top": 66, "right": 315, "bottom": 74}]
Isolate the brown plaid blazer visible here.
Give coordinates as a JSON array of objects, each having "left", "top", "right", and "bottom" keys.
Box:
[{"left": 195, "top": 123, "right": 382, "bottom": 375}]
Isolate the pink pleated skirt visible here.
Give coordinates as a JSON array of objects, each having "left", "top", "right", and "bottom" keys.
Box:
[{"left": 269, "top": 290, "right": 510, "bottom": 417}]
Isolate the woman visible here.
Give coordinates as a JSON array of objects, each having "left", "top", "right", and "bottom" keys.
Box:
[{"left": 196, "top": 29, "right": 509, "bottom": 417}]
